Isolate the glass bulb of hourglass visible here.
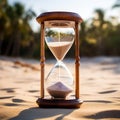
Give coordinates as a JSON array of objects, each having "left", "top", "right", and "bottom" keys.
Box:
[{"left": 45, "top": 28, "right": 74, "bottom": 98}]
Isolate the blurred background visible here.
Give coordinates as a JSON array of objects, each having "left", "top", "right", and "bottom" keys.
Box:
[{"left": 0, "top": 0, "right": 120, "bottom": 59}]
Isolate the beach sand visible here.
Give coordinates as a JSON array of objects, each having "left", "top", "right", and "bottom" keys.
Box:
[{"left": 0, "top": 56, "right": 120, "bottom": 120}]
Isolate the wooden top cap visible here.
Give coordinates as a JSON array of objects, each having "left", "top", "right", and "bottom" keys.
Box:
[{"left": 36, "top": 11, "right": 83, "bottom": 23}]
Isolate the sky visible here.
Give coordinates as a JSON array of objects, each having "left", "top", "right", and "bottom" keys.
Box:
[{"left": 8, "top": 0, "right": 118, "bottom": 31}]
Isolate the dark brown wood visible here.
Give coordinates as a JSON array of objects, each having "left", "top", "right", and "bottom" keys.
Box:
[
  {"left": 75, "top": 22, "right": 80, "bottom": 99},
  {"left": 40, "top": 22, "right": 45, "bottom": 98},
  {"left": 36, "top": 11, "right": 83, "bottom": 23},
  {"left": 36, "top": 98, "right": 83, "bottom": 108}
]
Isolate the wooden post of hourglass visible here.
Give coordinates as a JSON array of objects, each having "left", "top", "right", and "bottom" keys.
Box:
[
  {"left": 40, "top": 22, "right": 45, "bottom": 98},
  {"left": 75, "top": 22, "right": 80, "bottom": 99}
]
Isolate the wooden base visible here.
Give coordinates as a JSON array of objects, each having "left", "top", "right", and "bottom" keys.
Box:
[{"left": 36, "top": 98, "right": 83, "bottom": 108}]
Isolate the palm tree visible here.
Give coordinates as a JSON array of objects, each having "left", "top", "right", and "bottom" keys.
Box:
[
  {"left": 88, "top": 9, "right": 106, "bottom": 55},
  {"left": 5, "top": 2, "right": 36, "bottom": 56},
  {"left": 0, "top": 0, "right": 9, "bottom": 54},
  {"left": 4, "top": 2, "right": 24, "bottom": 56}
]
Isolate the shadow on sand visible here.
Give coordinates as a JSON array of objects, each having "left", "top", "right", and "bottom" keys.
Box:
[
  {"left": 9, "top": 107, "right": 75, "bottom": 120},
  {"left": 84, "top": 110, "right": 120, "bottom": 119}
]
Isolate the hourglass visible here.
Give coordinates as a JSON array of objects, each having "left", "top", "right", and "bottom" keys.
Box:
[{"left": 36, "top": 11, "right": 83, "bottom": 108}]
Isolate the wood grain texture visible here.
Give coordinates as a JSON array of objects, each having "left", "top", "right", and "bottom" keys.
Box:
[{"left": 36, "top": 11, "right": 83, "bottom": 23}]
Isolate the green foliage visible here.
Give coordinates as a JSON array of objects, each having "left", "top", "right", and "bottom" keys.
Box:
[
  {"left": 0, "top": 0, "right": 36, "bottom": 57},
  {"left": 0, "top": 0, "right": 120, "bottom": 58},
  {"left": 80, "top": 8, "right": 120, "bottom": 56}
]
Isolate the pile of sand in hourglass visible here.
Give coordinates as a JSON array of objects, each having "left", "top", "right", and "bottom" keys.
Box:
[{"left": 47, "top": 82, "right": 73, "bottom": 99}]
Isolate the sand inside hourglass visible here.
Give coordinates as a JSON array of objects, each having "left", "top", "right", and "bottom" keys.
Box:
[
  {"left": 45, "top": 31, "right": 74, "bottom": 98},
  {"left": 47, "top": 82, "right": 73, "bottom": 98},
  {"left": 47, "top": 41, "right": 73, "bottom": 60},
  {"left": 46, "top": 41, "right": 73, "bottom": 98}
]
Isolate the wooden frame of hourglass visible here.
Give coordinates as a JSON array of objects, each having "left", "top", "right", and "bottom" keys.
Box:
[{"left": 36, "top": 11, "right": 83, "bottom": 108}]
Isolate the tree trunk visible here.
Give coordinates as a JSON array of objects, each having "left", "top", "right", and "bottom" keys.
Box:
[
  {"left": 0, "top": 34, "right": 4, "bottom": 55},
  {"left": 5, "top": 36, "right": 14, "bottom": 56},
  {"left": 12, "top": 32, "right": 21, "bottom": 56}
]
